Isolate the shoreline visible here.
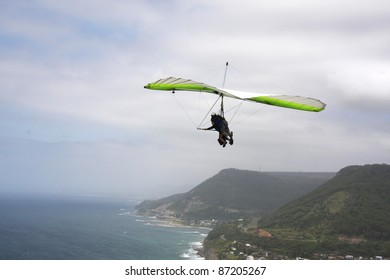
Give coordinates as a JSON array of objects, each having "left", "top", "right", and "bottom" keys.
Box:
[
  {"left": 134, "top": 213, "right": 211, "bottom": 260},
  {"left": 134, "top": 210, "right": 213, "bottom": 230}
]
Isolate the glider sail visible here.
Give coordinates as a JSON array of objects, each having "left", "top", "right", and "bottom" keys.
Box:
[
  {"left": 144, "top": 77, "right": 326, "bottom": 112},
  {"left": 144, "top": 77, "right": 232, "bottom": 97},
  {"left": 246, "top": 95, "right": 325, "bottom": 112}
]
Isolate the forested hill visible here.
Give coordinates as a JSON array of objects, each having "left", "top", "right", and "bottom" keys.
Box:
[
  {"left": 136, "top": 168, "right": 334, "bottom": 222},
  {"left": 260, "top": 164, "right": 390, "bottom": 240}
]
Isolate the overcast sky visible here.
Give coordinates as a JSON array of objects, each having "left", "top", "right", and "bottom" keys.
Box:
[{"left": 1, "top": 0, "right": 389, "bottom": 198}]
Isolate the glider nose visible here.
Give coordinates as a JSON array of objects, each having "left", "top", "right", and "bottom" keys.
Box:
[{"left": 144, "top": 83, "right": 151, "bottom": 89}]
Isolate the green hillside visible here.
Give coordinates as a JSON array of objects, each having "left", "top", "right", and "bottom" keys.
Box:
[
  {"left": 260, "top": 164, "right": 390, "bottom": 240},
  {"left": 202, "top": 164, "right": 390, "bottom": 259}
]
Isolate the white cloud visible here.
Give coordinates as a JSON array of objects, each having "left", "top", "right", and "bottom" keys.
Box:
[
  {"left": 328, "top": 61, "right": 390, "bottom": 98},
  {"left": 1, "top": 0, "right": 390, "bottom": 197}
]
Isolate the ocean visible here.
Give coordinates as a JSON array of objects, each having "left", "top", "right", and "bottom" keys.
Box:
[{"left": 0, "top": 195, "right": 209, "bottom": 260}]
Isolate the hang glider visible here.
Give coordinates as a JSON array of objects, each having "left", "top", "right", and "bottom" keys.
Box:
[{"left": 144, "top": 77, "right": 326, "bottom": 112}]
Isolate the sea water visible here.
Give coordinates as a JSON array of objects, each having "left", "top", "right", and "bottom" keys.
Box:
[{"left": 0, "top": 195, "right": 209, "bottom": 260}]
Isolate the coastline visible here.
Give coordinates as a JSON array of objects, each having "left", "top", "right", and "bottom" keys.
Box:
[{"left": 134, "top": 212, "right": 211, "bottom": 260}]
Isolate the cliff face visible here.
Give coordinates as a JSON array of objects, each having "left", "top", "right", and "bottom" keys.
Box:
[{"left": 197, "top": 243, "right": 218, "bottom": 260}]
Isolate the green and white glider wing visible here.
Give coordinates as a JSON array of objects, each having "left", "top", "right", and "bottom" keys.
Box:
[
  {"left": 144, "top": 77, "right": 326, "bottom": 112},
  {"left": 224, "top": 89, "right": 326, "bottom": 112},
  {"left": 245, "top": 94, "right": 326, "bottom": 112},
  {"left": 144, "top": 77, "right": 238, "bottom": 99}
]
